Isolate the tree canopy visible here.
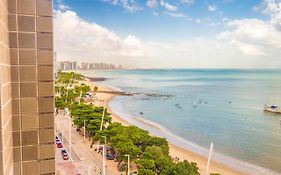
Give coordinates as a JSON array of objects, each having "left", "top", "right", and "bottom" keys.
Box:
[{"left": 55, "top": 71, "right": 200, "bottom": 175}]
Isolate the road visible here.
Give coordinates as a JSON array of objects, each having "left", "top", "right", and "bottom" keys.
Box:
[{"left": 55, "top": 111, "right": 124, "bottom": 175}]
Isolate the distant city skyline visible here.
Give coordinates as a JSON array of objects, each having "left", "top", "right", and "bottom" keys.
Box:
[
  {"left": 57, "top": 60, "right": 123, "bottom": 70},
  {"left": 54, "top": 0, "right": 281, "bottom": 68}
]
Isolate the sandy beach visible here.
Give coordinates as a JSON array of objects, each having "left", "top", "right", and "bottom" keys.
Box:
[{"left": 82, "top": 78, "right": 247, "bottom": 175}]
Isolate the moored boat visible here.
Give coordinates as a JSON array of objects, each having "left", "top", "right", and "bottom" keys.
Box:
[{"left": 264, "top": 104, "right": 281, "bottom": 114}]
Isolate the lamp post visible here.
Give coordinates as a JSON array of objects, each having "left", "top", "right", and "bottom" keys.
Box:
[
  {"left": 88, "top": 165, "right": 93, "bottom": 175},
  {"left": 101, "top": 136, "right": 107, "bottom": 145},
  {"left": 93, "top": 144, "right": 106, "bottom": 175},
  {"left": 68, "top": 108, "right": 72, "bottom": 158},
  {"left": 83, "top": 120, "right": 86, "bottom": 141},
  {"left": 100, "top": 102, "right": 106, "bottom": 131},
  {"left": 205, "top": 142, "right": 213, "bottom": 175},
  {"left": 124, "top": 154, "right": 130, "bottom": 175},
  {"left": 79, "top": 90, "right": 82, "bottom": 104},
  {"left": 66, "top": 76, "right": 73, "bottom": 158},
  {"left": 102, "top": 145, "right": 106, "bottom": 175}
]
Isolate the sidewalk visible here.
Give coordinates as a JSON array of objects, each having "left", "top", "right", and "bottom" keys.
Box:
[{"left": 55, "top": 112, "right": 123, "bottom": 175}]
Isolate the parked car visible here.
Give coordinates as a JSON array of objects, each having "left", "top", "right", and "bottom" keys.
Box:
[
  {"left": 55, "top": 137, "right": 60, "bottom": 144},
  {"left": 61, "top": 149, "right": 69, "bottom": 160},
  {"left": 57, "top": 142, "right": 63, "bottom": 148},
  {"left": 106, "top": 154, "right": 115, "bottom": 160},
  {"left": 94, "top": 145, "right": 111, "bottom": 152},
  {"left": 117, "top": 162, "right": 127, "bottom": 171}
]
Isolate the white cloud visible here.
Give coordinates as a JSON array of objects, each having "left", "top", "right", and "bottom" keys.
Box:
[
  {"left": 153, "top": 11, "right": 159, "bottom": 16},
  {"left": 54, "top": 8, "right": 144, "bottom": 61},
  {"left": 160, "top": 0, "right": 178, "bottom": 11},
  {"left": 262, "top": 0, "right": 280, "bottom": 14},
  {"left": 140, "top": 40, "right": 273, "bottom": 68},
  {"left": 58, "top": 3, "right": 71, "bottom": 11},
  {"left": 102, "top": 0, "right": 143, "bottom": 12},
  {"left": 164, "top": 11, "right": 184, "bottom": 17},
  {"left": 179, "top": 0, "right": 195, "bottom": 4},
  {"left": 218, "top": 18, "right": 281, "bottom": 56},
  {"left": 54, "top": 1, "right": 281, "bottom": 68},
  {"left": 222, "top": 0, "right": 235, "bottom": 3},
  {"left": 215, "top": 0, "right": 281, "bottom": 57},
  {"left": 195, "top": 19, "right": 202, "bottom": 23},
  {"left": 147, "top": 0, "right": 158, "bottom": 9},
  {"left": 208, "top": 5, "right": 217, "bottom": 12},
  {"left": 263, "top": 0, "right": 281, "bottom": 27},
  {"left": 254, "top": 0, "right": 281, "bottom": 27}
]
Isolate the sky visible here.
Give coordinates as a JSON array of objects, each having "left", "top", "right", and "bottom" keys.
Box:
[{"left": 54, "top": 0, "right": 281, "bottom": 68}]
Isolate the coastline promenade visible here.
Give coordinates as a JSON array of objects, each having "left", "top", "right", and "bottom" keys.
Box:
[
  {"left": 55, "top": 74, "right": 247, "bottom": 175},
  {"left": 55, "top": 111, "right": 125, "bottom": 175},
  {"left": 80, "top": 78, "right": 247, "bottom": 175}
]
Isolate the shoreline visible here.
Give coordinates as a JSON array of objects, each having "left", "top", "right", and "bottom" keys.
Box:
[{"left": 83, "top": 78, "right": 248, "bottom": 175}]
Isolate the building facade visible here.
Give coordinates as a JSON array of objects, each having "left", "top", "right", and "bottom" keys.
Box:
[{"left": 0, "top": 0, "right": 55, "bottom": 174}]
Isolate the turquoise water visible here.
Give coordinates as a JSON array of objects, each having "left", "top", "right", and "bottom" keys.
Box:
[{"left": 79, "top": 69, "right": 281, "bottom": 174}]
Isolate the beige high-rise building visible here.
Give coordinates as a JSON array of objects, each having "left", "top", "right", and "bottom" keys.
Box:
[{"left": 0, "top": 0, "right": 55, "bottom": 174}]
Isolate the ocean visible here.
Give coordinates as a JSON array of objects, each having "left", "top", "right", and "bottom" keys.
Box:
[{"left": 78, "top": 69, "right": 281, "bottom": 174}]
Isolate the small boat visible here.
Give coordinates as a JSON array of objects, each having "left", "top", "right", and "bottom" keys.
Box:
[
  {"left": 264, "top": 104, "right": 281, "bottom": 114},
  {"left": 175, "top": 104, "right": 182, "bottom": 109},
  {"left": 139, "top": 112, "right": 144, "bottom": 115}
]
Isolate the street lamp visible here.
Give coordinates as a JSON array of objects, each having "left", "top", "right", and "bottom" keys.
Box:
[
  {"left": 79, "top": 91, "right": 83, "bottom": 104},
  {"left": 124, "top": 154, "right": 130, "bottom": 175},
  {"left": 101, "top": 136, "right": 107, "bottom": 145},
  {"left": 88, "top": 165, "right": 93, "bottom": 175},
  {"left": 59, "top": 75, "right": 73, "bottom": 159},
  {"left": 100, "top": 101, "right": 106, "bottom": 131},
  {"left": 93, "top": 144, "right": 106, "bottom": 175},
  {"left": 68, "top": 108, "right": 72, "bottom": 158},
  {"left": 84, "top": 119, "right": 86, "bottom": 142}
]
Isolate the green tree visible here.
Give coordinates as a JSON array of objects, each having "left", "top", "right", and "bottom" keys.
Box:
[
  {"left": 94, "top": 86, "right": 98, "bottom": 92},
  {"left": 138, "top": 168, "right": 157, "bottom": 175},
  {"left": 69, "top": 103, "right": 111, "bottom": 138},
  {"left": 115, "top": 140, "right": 142, "bottom": 161},
  {"left": 165, "top": 160, "right": 199, "bottom": 175},
  {"left": 55, "top": 97, "right": 66, "bottom": 109},
  {"left": 147, "top": 136, "right": 169, "bottom": 156},
  {"left": 56, "top": 71, "right": 83, "bottom": 84}
]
